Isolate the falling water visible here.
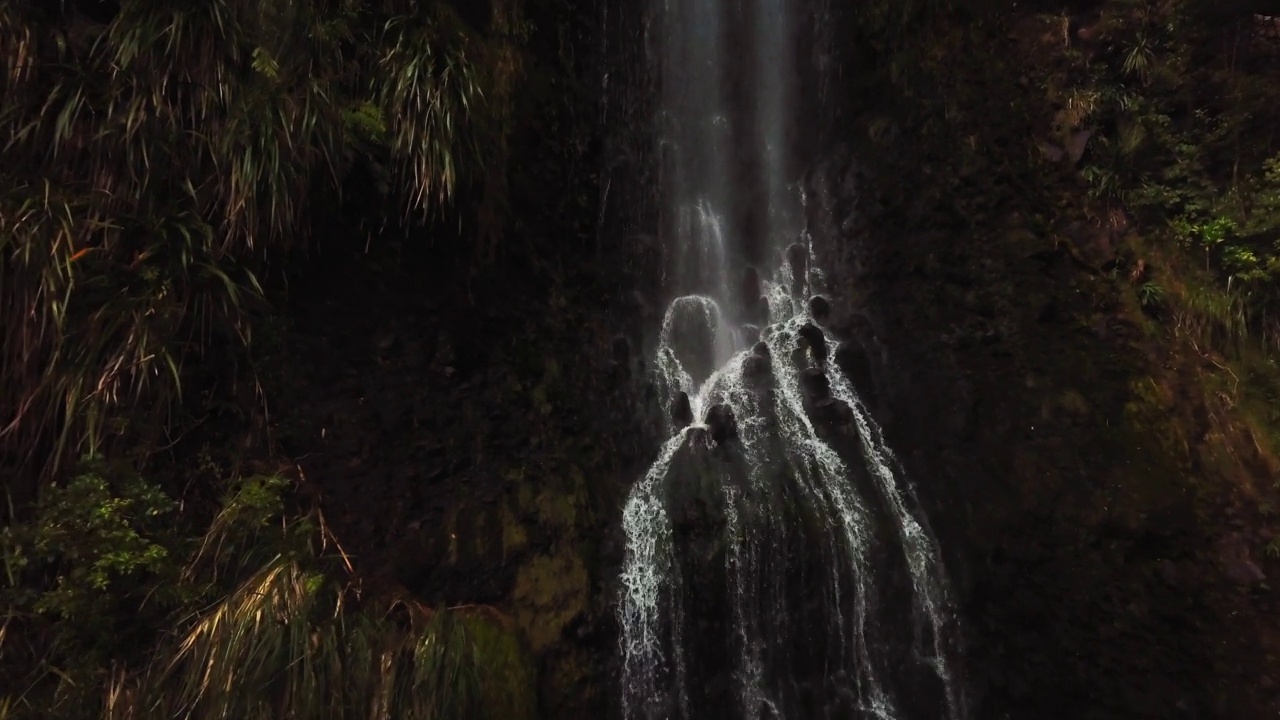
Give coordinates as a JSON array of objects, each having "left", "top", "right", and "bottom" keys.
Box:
[{"left": 617, "top": 0, "right": 964, "bottom": 718}]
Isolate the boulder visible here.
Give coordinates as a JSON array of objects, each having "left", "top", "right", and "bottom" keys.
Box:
[
  {"left": 672, "top": 391, "right": 694, "bottom": 429},
  {"left": 743, "top": 354, "right": 772, "bottom": 386},
  {"left": 705, "top": 403, "right": 738, "bottom": 445},
  {"left": 834, "top": 340, "right": 874, "bottom": 395},
  {"left": 787, "top": 243, "right": 809, "bottom": 294},
  {"left": 808, "top": 295, "right": 831, "bottom": 320},
  {"left": 798, "top": 367, "right": 831, "bottom": 404},
  {"left": 810, "top": 398, "right": 855, "bottom": 427},
  {"left": 798, "top": 322, "right": 828, "bottom": 365}
]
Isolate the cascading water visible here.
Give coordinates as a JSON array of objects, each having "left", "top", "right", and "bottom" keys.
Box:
[{"left": 617, "top": 1, "right": 965, "bottom": 719}]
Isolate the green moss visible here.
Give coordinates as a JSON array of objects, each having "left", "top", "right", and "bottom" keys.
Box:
[
  {"left": 512, "top": 550, "right": 588, "bottom": 653},
  {"left": 501, "top": 503, "right": 530, "bottom": 559},
  {"left": 532, "top": 465, "right": 587, "bottom": 531},
  {"left": 456, "top": 611, "right": 539, "bottom": 720},
  {"left": 1122, "top": 376, "right": 1188, "bottom": 467}
]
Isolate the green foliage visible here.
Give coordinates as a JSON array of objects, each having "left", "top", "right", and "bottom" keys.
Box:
[
  {"left": 134, "top": 566, "right": 535, "bottom": 720},
  {"left": 0, "top": 0, "right": 525, "bottom": 490},
  {"left": 1, "top": 467, "right": 187, "bottom": 717},
  {"left": 1, "top": 467, "right": 536, "bottom": 720},
  {"left": 5, "top": 471, "right": 177, "bottom": 623},
  {"left": 1137, "top": 280, "right": 1167, "bottom": 312},
  {"left": 1047, "top": 2, "right": 1280, "bottom": 353}
]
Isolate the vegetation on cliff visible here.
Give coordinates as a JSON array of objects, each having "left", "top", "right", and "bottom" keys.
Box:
[
  {"left": 837, "top": 0, "right": 1280, "bottom": 715},
  {"left": 2, "top": 470, "right": 536, "bottom": 719},
  {"left": 0, "top": 0, "right": 546, "bottom": 716},
  {"left": 0, "top": 0, "right": 525, "bottom": 492}
]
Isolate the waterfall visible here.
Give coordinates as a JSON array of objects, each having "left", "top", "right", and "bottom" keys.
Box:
[{"left": 617, "top": 1, "right": 965, "bottom": 718}]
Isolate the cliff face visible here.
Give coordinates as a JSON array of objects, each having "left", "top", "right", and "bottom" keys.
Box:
[
  {"left": 272, "top": 2, "right": 1280, "bottom": 718},
  {"left": 274, "top": 240, "right": 648, "bottom": 717},
  {"left": 804, "top": 8, "right": 1280, "bottom": 718},
  {"left": 260, "top": 2, "right": 656, "bottom": 716}
]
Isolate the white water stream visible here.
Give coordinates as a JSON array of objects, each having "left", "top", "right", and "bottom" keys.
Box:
[{"left": 616, "top": 1, "right": 964, "bottom": 717}]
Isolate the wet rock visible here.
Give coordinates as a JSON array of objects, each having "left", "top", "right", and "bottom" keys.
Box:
[
  {"left": 808, "top": 295, "right": 831, "bottom": 320},
  {"left": 672, "top": 391, "right": 694, "bottom": 429},
  {"left": 787, "top": 242, "right": 809, "bottom": 274},
  {"left": 743, "top": 355, "right": 772, "bottom": 387},
  {"left": 799, "top": 367, "right": 831, "bottom": 403},
  {"left": 787, "top": 243, "right": 809, "bottom": 294},
  {"left": 666, "top": 299, "right": 719, "bottom": 383},
  {"left": 756, "top": 295, "right": 772, "bottom": 324},
  {"left": 790, "top": 347, "right": 809, "bottom": 371},
  {"left": 811, "top": 398, "right": 855, "bottom": 427},
  {"left": 685, "top": 424, "right": 711, "bottom": 450},
  {"left": 798, "top": 322, "right": 828, "bottom": 365},
  {"left": 741, "top": 324, "right": 760, "bottom": 343},
  {"left": 705, "top": 403, "right": 738, "bottom": 444},
  {"left": 834, "top": 340, "right": 875, "bottom": 398}
]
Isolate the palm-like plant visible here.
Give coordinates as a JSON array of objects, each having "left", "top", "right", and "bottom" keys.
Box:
[{"left": 0, "top": 0, "right": 521, "bottom": 492}]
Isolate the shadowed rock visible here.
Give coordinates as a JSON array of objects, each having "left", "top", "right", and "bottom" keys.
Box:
[
  {"left": 705, "top": 403, "right": 738, "bottom": 444},
  {"left": 787, "top": 242, "right": 809, "bottom": 277},
  {"left": 809, "top": 295, "right": 831, "bottom": 320},
  {"left": 744, "top": 358, "right": 771, "bottom": 388},
  {"left": 811, "top": 398, "right": 855, "bottom": 428},
  {"left": 834, "top": 340, "right": 876, "bottom": 406},
  {"left": 799, "top": 367, "right": 831, "bottom": 404},
  {"left": 611, "top": 334, "right": 631, "bottom": 364},
  {"left": 672, "top": 391, "right": 694, "bottom": 429},
  {"left": 798, "top": 322, "right": 828, "bottom": 365}
]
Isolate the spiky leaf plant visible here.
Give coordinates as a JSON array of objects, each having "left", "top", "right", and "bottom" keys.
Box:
[
  {"left": 0, "top": 0, "right": 522, "bottom": 492},
  {"left": 139, "top": 564, "right": 535, "bottom": 720},
  {"left": 2, "top": 471, "right": 539, "bottom": 720}
]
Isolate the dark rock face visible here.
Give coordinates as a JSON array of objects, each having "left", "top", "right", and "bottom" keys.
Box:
[
  {"left": 798, "top": 322, "right": 828, "bottom": 365},
  {"left": 804, "top": 123, "right": 1280, "bottom": 718},
  {"left": 834, "top": 340, "right": 877, "bottom": 408},
  {"left": 672, "top": 391, "right": 694, "bottom": 429},
  {"left": 744, "top": 342, "right": 773, "bottom": 387},
  {"left": 787, "top": 242, "right": 809, "bottom": 294},
  {"left": 666, "top": 307, "right": 719, "bottom": 385},
  {"left": 809, "top": 295, "right": 831, "bottom": 320},
  {"left": 810, "top": 397, "right": 855, "bottom": 428},
  {"left": 611, "top": 334, "right": 631, "bottom": 365},
  {"left": 704, "top": 403, "right": 738, "bottom": 444},
  {"left": 798, "top": 367, "right": 831, "bottom": 404}
]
